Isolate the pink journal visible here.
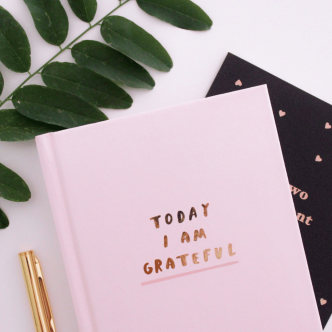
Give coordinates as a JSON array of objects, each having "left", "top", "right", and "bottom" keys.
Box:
[{"left": 36, "top": 85, "right": 322, "bottom": 331}]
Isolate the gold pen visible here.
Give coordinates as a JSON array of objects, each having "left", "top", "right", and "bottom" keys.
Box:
[{"left": 19, "top": 250, "right": 56, "bottom": 332}]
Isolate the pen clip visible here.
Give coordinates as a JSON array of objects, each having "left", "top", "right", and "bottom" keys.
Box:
[{"left": 34, "top": 256, "right": 56, "bottom": 332}]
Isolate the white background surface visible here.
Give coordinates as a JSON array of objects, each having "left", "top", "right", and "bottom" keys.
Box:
[{"left": 0, "top": 0, "right": 331, "bottom": 331}]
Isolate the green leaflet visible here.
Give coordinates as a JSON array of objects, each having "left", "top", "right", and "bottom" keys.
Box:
[
  {"left": 72, "top": 40, "right": 155, "bottom": 89},
  {"left": 67, "top": 0, "right": 97, "bottom": 23},
  {"left": 136, "top": 0, "right": 213, "bottom": 31},
  {"left": 12, "top": 85, "right": 108, "bottom": 129},
  {"left": 101, "top": 16, "right": 172, "bottom": 72},
  {"left": 0, "top": 208, "right": 9, "bottom": 229},
  {"left": 42, "top": 62, "right": 133, "bottom": 109},
  {"left": 0, "top": 163, "right": 31, "bottom": 202},
  {"left": 23, "top": 0, "right": 69, "bottom": 46},
  {"left": 0, "top": 6, "right": 31, "bottom": 73},
  {"left": 0, "top": 70, "right": 3, "bottom": 96},
  {"left": 0, "top": 109, "right": 62, "bottom": 141}
]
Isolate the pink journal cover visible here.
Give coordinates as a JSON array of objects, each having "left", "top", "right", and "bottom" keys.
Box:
[{"left": 36, "top": 85, "right": 322, "bottom": 332}]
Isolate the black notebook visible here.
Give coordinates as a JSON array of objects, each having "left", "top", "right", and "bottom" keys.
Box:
[{"left": 206, "top": 53, "right": 332, "bottom": 328}]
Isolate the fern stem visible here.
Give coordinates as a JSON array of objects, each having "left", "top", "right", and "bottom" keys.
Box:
[{"left": 0, "top": 0, "right": 130, "bottom": 109}]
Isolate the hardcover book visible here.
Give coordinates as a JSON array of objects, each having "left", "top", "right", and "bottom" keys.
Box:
[
  {"left": 206, "top": 53, "right": 332, "bottom": 328},
  {"left": 36, "top": 86, "right": 322, "bottom": 331}
]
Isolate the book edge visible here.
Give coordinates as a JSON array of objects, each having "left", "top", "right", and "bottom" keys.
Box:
[{"left": 36, "top": 134, "right": 95, "bottom": 332}]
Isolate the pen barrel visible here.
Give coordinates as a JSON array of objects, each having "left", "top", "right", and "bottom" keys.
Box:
[{"left": 19, "top": 250, "right": 56, "bottom": 332}]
